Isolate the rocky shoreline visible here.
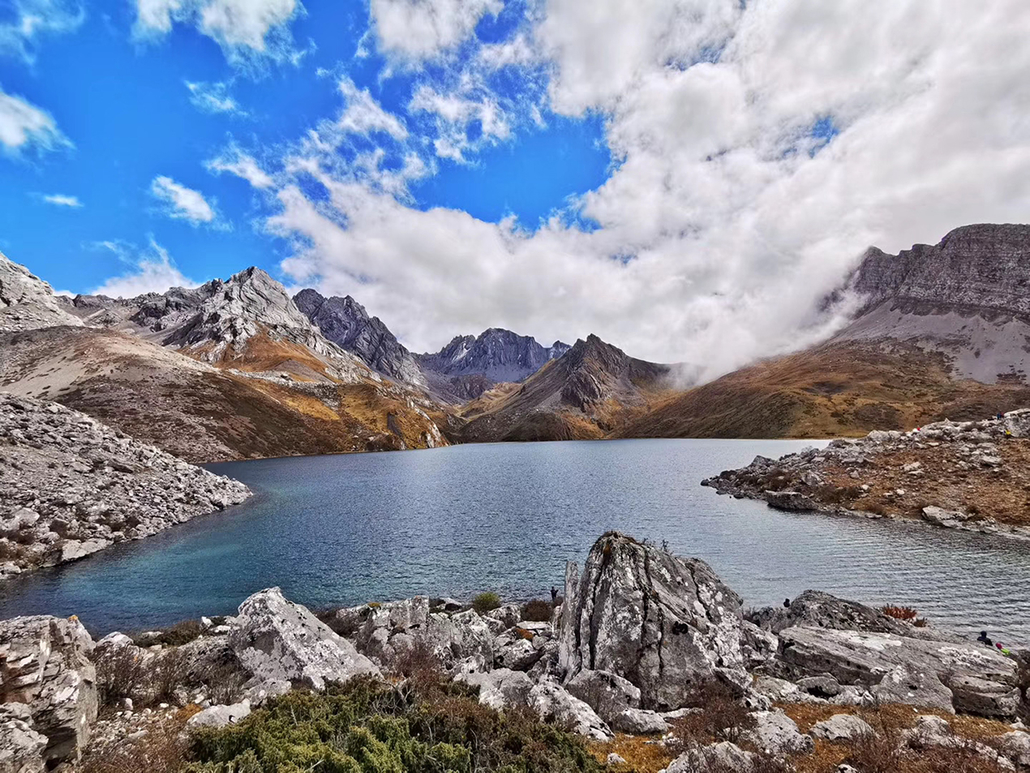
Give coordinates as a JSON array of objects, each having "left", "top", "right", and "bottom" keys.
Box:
[
  {"left": 0, "top": 392, "right": 252, "bottom": 580},
  {"left": 702, "top": 409, "right": 1030, "bottom": 542},
  {"left": 2, "top": 533, "right": 1028, "bottom": 772}
]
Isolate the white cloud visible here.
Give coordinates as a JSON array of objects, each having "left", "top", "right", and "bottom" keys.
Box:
[
  {"left": 369, "top": 0, "right": 501, "bottom": 62},
  {"left": 409, "top": 83, "right": 510, "bottom": 161},
  {"left": 92, "top": 238, "right": 199, "bottom": 298},
  {"left": 150, "top": 175, "right": 219, "bottom": 225},
  {"left": 266, "top": 0, "right": 1030, "bottom": 383},
  {"left": 0, "top": 85, "right": 70, "bottom": 155},
  {"left": 206, "top": 144, "right": 274, "bottom": 189},
  {"left": 338, "top": 78, "right": 407, "bottom": 140},
  {"left": 134, "top": 0, "right": 303, "bottom": 67},
  {"left": 185, "top": 80, "right": 245, "bottom": 115},
  {"left": 0, "top": 0, "right": 84, "bottom": 64},
  {"left": 42, "top": 193, "right": 82, "bottom": 207}
]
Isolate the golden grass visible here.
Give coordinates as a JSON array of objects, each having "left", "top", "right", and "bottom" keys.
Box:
[{"left": 589, "top": 734, "right": 677, "bottom": 773}]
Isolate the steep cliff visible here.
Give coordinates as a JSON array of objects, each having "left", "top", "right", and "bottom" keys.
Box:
[{"left": 0, "top": 251, "right": 83, "bottom": 332}]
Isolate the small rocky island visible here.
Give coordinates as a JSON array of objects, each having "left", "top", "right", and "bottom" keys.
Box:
[
  {"left": 2, "top": 533, "right": 1028, "bottom": 773},
  {"left": 703, "top": 409, "right": 1030, "bottom": 541},
  {"left": 0, "top": 393, "right": 251, "bottom": 579}
]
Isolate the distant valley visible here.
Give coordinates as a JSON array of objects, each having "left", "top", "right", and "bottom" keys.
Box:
[{"left": 3, "top": 222, "right": 1030, "bottom": 463}]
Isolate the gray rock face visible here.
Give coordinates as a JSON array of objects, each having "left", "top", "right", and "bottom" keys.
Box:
[
  {"left": 0, "top": 393, "right": 251, "bottom": 578},
  {"left": 0, "top": 252, "right": 83, "bottom": 333},
  {"left": 745, "top": 709, "right": 814, "bottom": 754},
  {"left": 294, "top": 289, "right": 425, "bottom": 387},
  {"left": 228, "top": 588, "right": 380, "bottom": 700},
  {"left": 527, "top": 681, "right": 613, "bottom": 741},
  {"left": 417, "top": 328, "right": 569, "bottom": 388},
  {"left": 0, "top": 615, "right": 97, "bottom": 766},
  {"left": 809, "top": 714, "right": 875, "bottom": 742},
  {"left": 666, "top": 741, "right": 755, "bottom": 773},
  {"left": 565, "top": 669, "right": 641, "bottom": 724},
  {"left": 0, "top": 703, "right": 47, "bottom": 773},
  {"left": 778, "top": 626, "right": 1021, "bottom": 718},
  {"left": 558, "top": 533, "right": 748, "bottom": 711},
  {"left": 750, "top": 591, "right": 910, "bottom": 636},
  {"left": 456, "top": 668, "right": 534, "bottom": 711},
  {"left": 187, "top": 701, "right": 252, "bottom": 729}
]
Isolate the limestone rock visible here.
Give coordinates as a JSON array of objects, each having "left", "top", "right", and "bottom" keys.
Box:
[
  {"left": 666, "top": 741, "right": 755, "bottom": 773},
  {"left": 999, "top": 730, "right": 1030, "bottom": 769},
  {"left": 0, "top": 615, "right": 97, "bottom": 766},
  {"left": 228, "top": 588, "right": 379, "bottom": 698},
  {"left": 187, "top": 701, "right": 251, "bottom": 729},
  {"left": 809, "top": 714, "right": 875, "bottom": 742},
  {"left": 0, "top": 704, "right": 47, "bottom": 773},
  {"left": 425, "top": 609, "right": 493, "bottom": 671},
  {"left": 610, "top": 707, "right": 669, "bottom": 735},
  {"left": 456, "top": 668, "right": 533, "bottom": 711},
  {"left": 0, "top": 252, "right": 84, "bottom": 333},
  {"left": 528, "top": 681, "right": 613, "bottom": 741},
  {"left": 558, "top": 533, "right": 748, "bottom": 711},
  {"left": 745, "top": 709, "right": 814, "bottom": 754},
  {"left": 565, "top": 669, "right": 641, "bottom": 724},
  {"left": 750, "top": 590, "right": 909, "bottom": 636}
]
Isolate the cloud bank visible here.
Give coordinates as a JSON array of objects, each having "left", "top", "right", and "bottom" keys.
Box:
[{"left": 91, "top": 238, "right": 198, "bottom": 298}]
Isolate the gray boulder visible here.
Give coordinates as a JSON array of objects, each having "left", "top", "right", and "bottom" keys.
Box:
[
  {"left": 666, "top": 741, "right": 755, "bottom": 773},
  {"left": 493, "top": 629, "right": 543, "bottom": 671},
  {"left": 528, "top": 681, "right": 613, "bottom": 741},
  {"left": 425, "top": 609, "right": 493, "bottom": 671},
  {"left": 809, "top": 714, "right": 875, "bottom": 742},
  {"left": 0, "top": 703, "right": 47, "bottom": 773},
  {"left": 228, "top": 588, "right": 380, "bottom": 699},
  {"left": 457, "top": 668, "right": 534, "bottom": 711},
  {"left": 566, "top": 669, "right": 641, "bottom": 723},
  {"left": 744, "top": 709, "right": 814, "bottom": 754},
  {"left": 610, "top": 707, "right": 669, "bottom": 735},
  {"left": 751, "top": 590, "right": 910, "bottom": 635},
  {"left": 187, "top": 701, "right": 252, "bottom": 729},
  {"left": 0, "top": 615, "right": 97, "bottom": 766},
  {"left": 999, "top": 730, "right": 1030, "bottom": 769},
  {"left": 777, "top": 626, "right": 1021, "bottom": 718},
  {"left": 558, "top": 533, "right": 748, "bottom": 710}
]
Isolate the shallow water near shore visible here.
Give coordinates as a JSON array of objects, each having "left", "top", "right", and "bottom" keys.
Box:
[{"left": 2, "top": 438, "right": 1030, "bottom": 644}]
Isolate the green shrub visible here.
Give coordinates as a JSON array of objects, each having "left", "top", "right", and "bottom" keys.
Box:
[
  {"left": 520, "top": 599, "right": 553, "bottom": 622},
  {"left": 184, "top": 676, "right": 604, "bottom": 773},
  {"left": 472, "top": 592, "right": 501, "bottom": 614}
]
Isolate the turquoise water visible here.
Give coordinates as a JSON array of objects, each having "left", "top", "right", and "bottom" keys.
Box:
[{"left": 2, "top": 438, "right": 1029, "bottom": 644}]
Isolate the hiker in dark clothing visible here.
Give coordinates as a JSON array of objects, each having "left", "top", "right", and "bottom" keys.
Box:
[
  {"left": 783, "top": 598, "right": 791, "bottom": 608},
  {"left": 551, "top": 586, "right": 559, "bottom": 603},
  {"left": 978, "top": 630, "right": 994, "bottom": 646}
]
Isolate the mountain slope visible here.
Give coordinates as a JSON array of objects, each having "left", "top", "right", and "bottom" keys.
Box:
[
  {"left": 617, "top": 224, "right": 1030, "bottom": 439},
  {"left": 293, "top": 289, "right": 426, "bottom": 387},
  {"left": 416, "top": 328, "right": 570, "bottom": 401},
  {"left": 454, "top": 334, "right": 671, "bottom": 442},
  {"left": 1, "top": 251, "right": 83, "bottom": 332}
]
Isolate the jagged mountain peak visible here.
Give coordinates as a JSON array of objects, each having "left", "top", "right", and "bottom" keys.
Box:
[
  {"left": 293, "top": 288, "right": 425, "bottom": 386},
  {"left": 417, "top": 326, "right": 568, "bottom": 384}
]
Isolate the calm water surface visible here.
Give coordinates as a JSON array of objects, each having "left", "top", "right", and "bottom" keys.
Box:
[{"left": 2, "top": 439, "right": 1029, "bottom": 644}]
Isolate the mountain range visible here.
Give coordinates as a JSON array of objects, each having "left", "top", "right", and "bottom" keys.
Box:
[{"left": 2, "top": 222, "right": 1029, "bottom": 461}]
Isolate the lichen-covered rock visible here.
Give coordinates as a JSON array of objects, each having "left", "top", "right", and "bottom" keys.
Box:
[
  {"left": 666, "top": 741, "right": 755, "bottom": 773},
  {"left": 610, "top": 707, "right": 669, "bottom": 735},
  {"left": 750, "top": 591, "right": 910, "bottom": 636},
  {"left": 456, "top": 668, "right": 533, "bottom": 711},
  {"left": 187, "top": 701, "right": 251, "bottom": 729},
  {"left": 778, "top": 626, "right": 1021, "bottom": 718},
  {"left": 998, "top": 730, "right": 1030, "bottom": 769},
  {"left": 425, "top": 609, "right": 493, "bottom": 671},
  {"left": 528, "top": 681, "right": 613, "bottom": 741},
  {"left": 0, "top": 703, "right": 47, "bottom": 773},
  {"left": 565, "top": 669, "right": 641, "bottom": 724},
  {"left": 558, "top": 533, "right": 748, "bottom": 711},
  {"left": 0, "top": 615, "right": 97, "bottom": 766},
  {"left": 228, "top": 588, "right": 379, "bottom": 700},
  {"left": 745, "top": 709, "right": 814, "bottom": 754},
  {"left": 809, "top": 714, "right": 875, "bottom": 742}
]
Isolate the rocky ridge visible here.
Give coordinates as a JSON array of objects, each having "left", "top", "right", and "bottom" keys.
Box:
[
  {"left": 4, "top": 532, "right": 1028, "bottom": 771},
  {"left": 0, "top": 251, "right": 83, "bottom": 333},
  {"left": 294, "top": 288, "right": 426, "bottom": 387},
  {"left": 702, "top": 408, "right": 1030, "bottom": 539},
  {"left": 0, "top": 392, "right": 251, "bottom": 579}
]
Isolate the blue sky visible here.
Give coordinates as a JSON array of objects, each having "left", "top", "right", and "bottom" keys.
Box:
[
  {"left": 0, "top": 0, "right": 609, "bottom": 295},
  {"left": 2, "top": 0, "right": 1028, "bottom": 369}
]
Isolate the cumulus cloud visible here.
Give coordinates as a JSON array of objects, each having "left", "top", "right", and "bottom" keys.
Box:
[
  {"left": 185, "top": 80, "right": 245, "bottom": 115},
  {"left": 0, "top": 0, "right": 84, "bottom": 64},
  {"left": 42, "top": 193, "right": 82, "bottom": 207},
  {"left": 409, "top": 83, "right": 510, "bottom": 161},
  {"left": 206, "top": 144, "right": 274, "bottom": 188},
  {"left": 91, "top": 238, "right": 199, "bottom": 298},
  {"left": 0, "top": 85, "right": 70, "bottom": 155},
  {"left": 150, "top": 175, "right": 221, "bottom": 225},
  {"left": 134, "top": 0, "right": 304, "bottom": 67},
  {"left": 338, "top": 78, "right": 408, "bottom": 140},
  {"left": 369, "top": 0, "right": 501, "bottom": 62},
  {"left": 266, "top": 0, "right": 1030, "bottom": 382}
]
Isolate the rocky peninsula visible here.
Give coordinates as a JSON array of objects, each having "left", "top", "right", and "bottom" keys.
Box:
[
  {"left": 703, "top": 409, "right": 1030, "bottom": 541},
  {"left": 2, "top": 533, "right": 1028, "bottom": 773},
  {"left": 0, "top": 392, "right": 251, "bottom": 579}
]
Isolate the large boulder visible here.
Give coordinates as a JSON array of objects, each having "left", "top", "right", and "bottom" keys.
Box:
[
  {"left": 456, "top": 668, "right": 534, "bottom": 711},
  {"left": 666, "top": 741, "right": 755, "bottom": 773},
  {"left": 558, "top": 532, "right": 748, "bottom": 710},
  {"left": 228, "top": 588, "right": 380, "bottom": 699},
  {"left": 424, "top": 609, "right": 493, "bottom": 672},
  {"left": 0, "top": 615, "right": 97, "bottom": 766},
  {"left": 744, "top": 709, "right": 814, "bottom": 754},
  {"left": 527, "top": 681, "right": 613, "bottom": 741},
  {"left": 810, "top": 714, "right": 876, "bottom": 742},
  {"left": 750, "top": 591, "right": 910, "bottom": 636},
  {"left": 565, "top": 669, "right": 641, "bottom": 723},
  {"left": 777, "top": 626, "right": 1021, "bottom": 718}
]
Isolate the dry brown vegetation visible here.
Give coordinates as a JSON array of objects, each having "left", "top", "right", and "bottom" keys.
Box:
[{"left": 615, "top": 340, "right": 1030, "bottom": 440}]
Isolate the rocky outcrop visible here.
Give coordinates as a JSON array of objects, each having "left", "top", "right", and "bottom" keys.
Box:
[
  {"left": 0, "top": 703, "right": 47, "bottom": 773},
  {"left": 0, "top": 615, "right": 97, "bottom": 767},
  {"left": 227, "top": 588, "right": 380, "bottom": 701},
  {"left": 749, "top": 590, "right": 911, "bottom": 636},
  {"left": 0, "top": 252, "right": 83, "bottom": 333},
  {"left": 294, "top": 289, "right": 425, "bottom": 387},
  {"left": 0, "top": 392, "right": 250, "bottom": 578},
  {"left": 417, "top": 328, "right": 569, "bottom": 385},
  {"left": 809, "top": 713, "right": 875, "bottom": 742},
  {"left": 703, "top": 409, "right": 1030, "bottom": 539},
  {"left": 558, "top": 532, "right": 748, "bottom": 711}
]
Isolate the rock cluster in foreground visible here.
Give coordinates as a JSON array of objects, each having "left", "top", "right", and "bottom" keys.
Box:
[
  {"left": 2, "top": 532, "right": 1028, "bottom": 772},
  {"left": 0, "top": 392, "right": 251, "bottom": 579},
  {"left": 703, "top": 409, "right": 1030, "bottom": 539}
]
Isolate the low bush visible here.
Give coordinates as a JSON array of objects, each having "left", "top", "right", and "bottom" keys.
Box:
[
  {"left": 881, "top": 605, "right": 919, "bottom": 621},
  {"left": 96, "top": 646, "right": 147, "bottom": 708},
  {"left": 140, "top": 619, "right": 205, "bottom": 647},
  {"left": 669, "top": 680, "right": 754, "bottom": 748},
  {"left": 185, "top": 676, "right": 605, "bottom": 773},
  {"left": 521, "top": 599, "right": 554, "bottom": 622},
  {"left": 472, "top": 591, "right": 501, "bottom": 614}
]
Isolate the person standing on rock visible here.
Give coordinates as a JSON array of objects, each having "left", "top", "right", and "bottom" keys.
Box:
[{"left": 978, "top": 630, "right": 994, "bottom": 647}]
